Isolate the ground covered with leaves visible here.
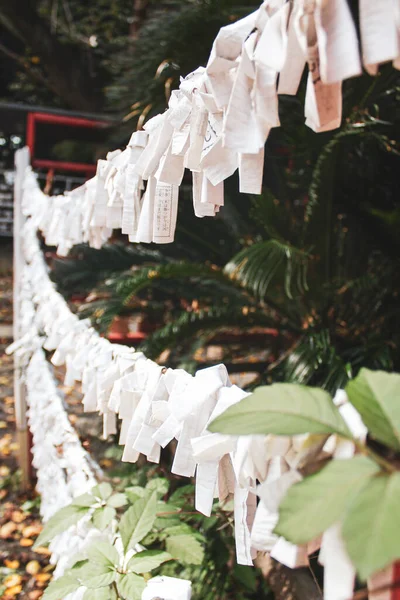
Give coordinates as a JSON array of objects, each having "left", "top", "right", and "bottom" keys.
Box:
[{"left": 0, "top": 265, "right": 114, "bottom": 599}]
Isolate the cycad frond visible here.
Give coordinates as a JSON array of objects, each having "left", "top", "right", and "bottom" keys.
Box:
[
  {"left": 51, "top": 242, "right": 167, "bottom": 293},
  {"left": 116, "top": 262, "right": 227, "bottom": 304},
  {"left": 225, "top": 240, "right": 310, "bottom": 300},
  {"left": 140, "top": 305, "right": 277, "bottom": 361},
  {"left": 276, "top": 330, "right": 349, "bottom": 393}
]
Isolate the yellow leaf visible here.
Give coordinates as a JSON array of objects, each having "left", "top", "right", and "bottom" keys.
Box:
[
  {"left": 12, "top": 510, "right": 26, "bottom": 523},
  {"left": 4, "top": 559, "right": 20, "bottom": 569},
  {"left": 20, "top": 538, "right": 34, "bottom": 547},
  {"left": 0, "top": 521, "right": 18, "bottom": 538},
  {"left": 0, "top": 420, "right": 7, "bottom": 428},
  {"left": 35, "top": 573, "right": 51, "bottom": 582},
  {"left": 4, "top": 574, "right": 22, "bottom": 588},
  {"left": 4, "top": 583, "right": 23, "bottom": 596},
  {"left": 34, "top": 546, "right": 51, "bottom": 556},
  {"left": 0, "top": 465, "right": 10, "bottom": 476},
  {"left": 26, "top": 560, "right": 40, "bottom": 575},
  {"left": 22, "top": 524, "right": 42, "bottom": 537}
]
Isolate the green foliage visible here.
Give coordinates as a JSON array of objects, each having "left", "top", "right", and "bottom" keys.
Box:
[
  {"left": 346, "top": 369, "right": 400, "bottom": 451},
  {"left": 210, "top": 368, "right": 400, "bottom": 582},
  {"left": 225, "top": 239, "right": 310, "bottom": 300},
  {"left": 34, "top": 504, "right": 89, "bottom": 547},
  {"left": 127, "top": 550, "right": 172, "bottom": 573},
  {"left": 209, "top": 383, "right": 351, "bottom": 437},
  {"left": 42, "top": 574, "right": 82, "bottom": 600},
  {"left": 120, "top": 491, "right": 158, "bottom": 552},
  {"left": 275, "top": 456, "right": 380, "bottom": 544},
  {"left": 39, "top": 479, "right": 206, "bottom": 600},
  {"left": 116, "top": 572, "right": 146, "bottom": 600},
  {"left": 166, "top": 535, "right": 204, "bottom": 565},
  {"left": 342, "top": 472, "right": 400, "bottom": 580}
]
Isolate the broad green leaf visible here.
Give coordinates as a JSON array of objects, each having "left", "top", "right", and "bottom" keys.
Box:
[
  {"left": 146, "top": 478, "right": 169, "bottom": 496},
  {"left": 346, "top": 369, "right": 400, "bottom": 451},
  {"left": 83, "top": 587, "right": 112, "bottom": 600},
  {"left": 163, "top": 524, "right": 196, "bottom": 537},
  {"left": 166, "top": 535, "right": 205, "bottom": 565},
  {"left": 107, "top": 493, "right": 128, "bottom": 508},
  {"left": 93, "top": 506, "right": 116, "bottom": 530},
  {"left": 34, "top": 504, "right": 87, "bottom": 547},
  {"left": 77, "top": 563, "right": 116, "bottom": 588},
  {"left": 209, "top": 383, "right": 351, "bottom": 437},
  {"left": 42, "top": 574, "right": 81, "bottom": 600},
  {"left": 117, "top": 572, "right": 146, "bottom": 600},
  {"left": 127, "top": 550, "right": 172, "bottom": 573},
  {"left": 72, "top": 492, "right": 97, "bottom": 508},
  {"left": 120, "top": 491, "right": 158, "bottom": 552},
  {"left": 87, "top": 541, "right": 119, "bottom": 567},
  {"left": 125, "top": 486, "right": 146, "bottom": 504},
  {"left": 342, "top": 472, "right": 400, "bottom": 580},
  {"left": 275, "top": 456, "right": 380, "bottom": 544},
  {"left": 92, "top": 482, "right": 113, "bottom": 501}
]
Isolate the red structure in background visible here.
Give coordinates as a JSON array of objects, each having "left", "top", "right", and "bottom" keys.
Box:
[{"left": 26, "top": 111, "right": 109, "bottom": 177}]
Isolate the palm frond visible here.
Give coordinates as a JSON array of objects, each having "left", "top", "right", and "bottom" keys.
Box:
[
  {"left": 225, "top": 240, "right": 310, "bottom": 300},
  {"left": 139, "top": 305, "right": 278, "bottom": 361},
  {"left": 116, "top": 262, "right": 229, "bottom": 304}
]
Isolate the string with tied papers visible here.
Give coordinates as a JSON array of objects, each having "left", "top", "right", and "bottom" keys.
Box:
[
  {"left": 9, "top": 154, "right": 372, "bottom": 600},
  {"left": 24, "top": 0, "right": 400, "bottom": 253}
]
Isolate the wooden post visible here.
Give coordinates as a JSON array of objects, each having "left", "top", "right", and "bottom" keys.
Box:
[{"left": 13, "top": 147, "right": 31, "bottom": 490}]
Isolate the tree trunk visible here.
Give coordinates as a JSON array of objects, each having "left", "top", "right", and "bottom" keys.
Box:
[
  {"left": 0, "top": 0, "right": 103, "bottom": 111},
  {"left": 129, "top": 0, "right": 150, "bottom": 42}
]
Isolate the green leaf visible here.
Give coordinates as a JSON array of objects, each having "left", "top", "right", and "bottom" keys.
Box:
[
  {"left": 77, "top": 563, "right": 116, "bottom": 589},
  {"left": 168, "top": 485, "right": 194, "bottom": 506},
  {"left": 233, "top": 564, "right": 257, "bottom": 592},
  {"left": 146, "top": 478, "right": 169, "bottom": 496},
  {"left": 83, "top": 587, "right": 113, "bottom": 600},
  {"left": 92, "top": 482, "right": 113, "bottom": 501},
  {"left": 163, "top": 524, "right": 196, "bottom": 537},
  {"left": 93, "top": 506, "right": 116, "bottom": 530},
  {"left": 120, "top": 491, "right": 158, "bottom": 552},
  {"left": 117, "top": 573, "right": 146, "bottom": 600},
  {"left": 127, "top": 550, "right": 172, "bottom": 574},
  {"left": 166, "top": 535, "right": 205, "bottom": 565},
  {"left": 71, "top": 559, "right": 89, "bottom": 570},
  {"left": 209, "top": 383, "right": 351, "bottom": 437},
  {"left": 107, "top": 493, "right": 128, "bottom": 508},
  {"left": 125, "top": 486, "right": 146, "bottom": 504},
  {"left": 42, "top": 574, "right": 81, "bottom": 600},
  {"left": 87, "top": 541, "right": 119, "bottom": 567},
  {"left": 346, "top": 369, "right": 400, "bottom": 451},
  {"left": 342, "top": 472, "right": 400, "bottom": 580},
  {"left": 225, "top": 239, "right": 309, "bottom": 300},
  {"left": 274, "top": 456, "right": 380, "bottom": 544},
  {"left": 72, "top": 492, "right": 97, "bottom": 508},
  {"left": 34, "top": 504, "right": 87, "bottom": 547}
]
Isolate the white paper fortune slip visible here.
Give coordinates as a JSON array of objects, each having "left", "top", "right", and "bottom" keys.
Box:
[{"left": 152, "top": 182, "right": 179, "bottom": 244}]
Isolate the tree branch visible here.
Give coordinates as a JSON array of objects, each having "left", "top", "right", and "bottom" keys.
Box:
[{"left": 0, "top": 0, "right": 103, "bottom": 111}]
